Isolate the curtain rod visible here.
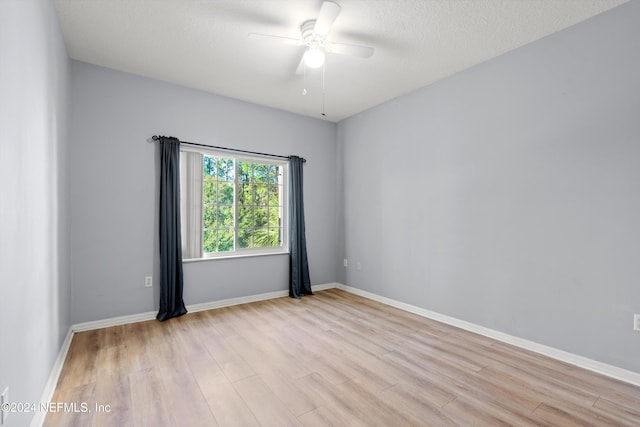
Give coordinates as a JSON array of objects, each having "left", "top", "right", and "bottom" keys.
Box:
[{"left": 151, "top": 135, "right": 305, "bottom": 163}]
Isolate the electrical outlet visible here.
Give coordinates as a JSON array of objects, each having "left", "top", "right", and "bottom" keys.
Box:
[
  {"left": 356, "top": 262, "right": 362, "bottom": 271},
  {"left": 145, "top": 276, "right": 153, "bottom": 288},
  {"left": 343, "top": 259, "right": 348, "bottom": 267},
  {"left": 1, "top": 386, "right": 8, "bottom": 425},
  {"left": 634, "top": 314, "right": 640, "bottom": 331}
]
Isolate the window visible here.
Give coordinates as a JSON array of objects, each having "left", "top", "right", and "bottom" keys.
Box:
[{"left": 180, "top": 149, "right": 287, "bottom": 259}]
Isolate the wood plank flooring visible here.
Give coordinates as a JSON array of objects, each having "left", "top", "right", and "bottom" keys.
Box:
[{"left": 45, "top": 289, "right": 640, "bottom": 426}]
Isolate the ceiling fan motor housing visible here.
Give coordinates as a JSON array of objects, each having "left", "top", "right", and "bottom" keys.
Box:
[{"left": 301, "top": 20, "right": 324, "bottom": 48}]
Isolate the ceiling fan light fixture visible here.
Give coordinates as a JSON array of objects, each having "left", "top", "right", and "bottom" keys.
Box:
[{"left": 304, "top": 47, "right": 325, "bottom": 68}]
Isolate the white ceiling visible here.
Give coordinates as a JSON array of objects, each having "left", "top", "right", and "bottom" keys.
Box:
[{"left": 54, "top": 0, "right": 628, "bottom": 122}]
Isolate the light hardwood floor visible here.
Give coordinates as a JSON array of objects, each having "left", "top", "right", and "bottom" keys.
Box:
[{"left": 45, "top": 289, "right": 640, "bottom": 426}]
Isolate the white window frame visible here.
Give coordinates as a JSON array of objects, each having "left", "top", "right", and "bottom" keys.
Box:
[{"left": 180, "top": 146, "right": 288, "bottom": 261}]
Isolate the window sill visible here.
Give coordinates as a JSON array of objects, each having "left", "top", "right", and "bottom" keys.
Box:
[{"left": 183, "top": 251, "right": 289, "bottom": 263}]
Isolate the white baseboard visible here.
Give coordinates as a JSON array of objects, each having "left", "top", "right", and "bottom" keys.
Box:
[
  {"left": 311, "top": 282, "right": 339, "bottom": 292},
  {"left": 72, "top": 310, "right": 157, "bottom": 333},
  {"left": 335, "top": 283, "right": 640, "bottom": 387},
  {"left": 188, "top": 283, "right": 336, "bottom": 313},
  {"left": 72, "top": 282, "right": 337, "bottom": 332},
  {"left": 30, "top": 328, "right": 74, "bottom": 427}
]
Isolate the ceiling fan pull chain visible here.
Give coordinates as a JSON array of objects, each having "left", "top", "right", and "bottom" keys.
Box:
[
  {"left": 302, "top": 64, "right": 308, "bottom": 95},
  {"left": 321, "top": 62, "right": 326, "bottom": 116}
]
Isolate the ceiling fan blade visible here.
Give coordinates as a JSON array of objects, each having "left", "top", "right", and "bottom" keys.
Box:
[
  {"left": 314, "top": 1, "right": 341, "bottom": 37},
  {"left": 248, "top": 33, "right": 302, "bottom": 46},
  {"left": 328, "top": 42, "right": 374, "bottom": 58}
]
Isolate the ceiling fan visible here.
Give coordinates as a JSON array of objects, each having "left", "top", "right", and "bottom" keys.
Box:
[{"left": 248, "top": 1, "right": 374, "bottom": 75}]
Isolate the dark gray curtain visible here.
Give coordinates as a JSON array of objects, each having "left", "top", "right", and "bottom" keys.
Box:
[
  {"left": 289, "top": 156, "right": 312, "bottom": 298},
  {"left": 157, "top": 136, "right": 188, "bottom": 321}
]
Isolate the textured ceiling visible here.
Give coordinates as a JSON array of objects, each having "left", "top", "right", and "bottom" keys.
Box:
[{"left": 54, "top": 0, "right": 628, "bottom": 122}]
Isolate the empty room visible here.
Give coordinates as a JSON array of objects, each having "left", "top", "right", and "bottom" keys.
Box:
[{"left": 1, "top": 0, "right": 640, "bottom": 426}]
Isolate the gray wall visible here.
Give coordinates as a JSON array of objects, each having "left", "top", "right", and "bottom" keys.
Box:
[
  {"left": 0, "top": 0, "right": 71, "bottom": 425},
  {"left": 338, "top": 1, "right": 640, "bottom": 373},
  {"left": 68, "top": 61, "right": 338, "bottom": 324}
]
